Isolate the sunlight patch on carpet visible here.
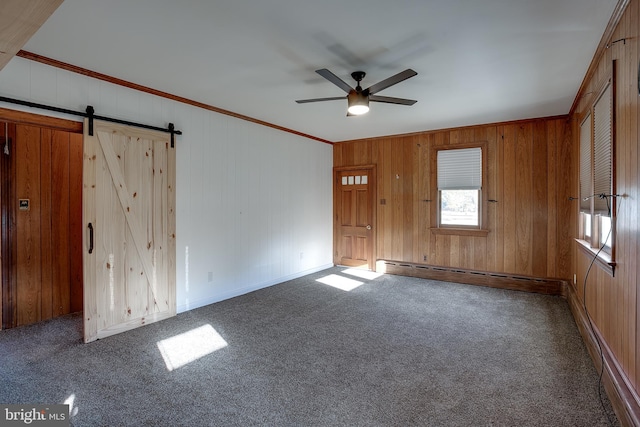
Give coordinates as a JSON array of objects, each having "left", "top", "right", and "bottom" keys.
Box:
[
  {"left": 342, "top": 268, "right": 383, "bottom": 280},
  {"left": 157, "top": 324, "right": 227, "bottom": 371},
  {"left": 316, "top": 274, "right": 364, "bottom": 291}
]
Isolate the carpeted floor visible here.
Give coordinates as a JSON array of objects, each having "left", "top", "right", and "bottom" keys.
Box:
[{"left": 0, "top": 267, "right": 618, "bottom": 426}]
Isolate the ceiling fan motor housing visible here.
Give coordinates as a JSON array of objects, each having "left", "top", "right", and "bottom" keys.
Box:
[{"left": 351, "top": 71, "right": 366, "bottom": 83}]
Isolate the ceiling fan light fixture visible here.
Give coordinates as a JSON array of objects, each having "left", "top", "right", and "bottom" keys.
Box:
[{"left": 347, "top": 91, "right": 369, "bottom": 115}]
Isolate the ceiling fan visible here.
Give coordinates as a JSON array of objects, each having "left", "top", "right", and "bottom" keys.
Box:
[{"left": 296, "top": 68, "right": 418, "bottom": 116}]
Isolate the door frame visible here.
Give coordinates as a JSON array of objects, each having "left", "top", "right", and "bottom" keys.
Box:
[{"left": 333, "top": 165, "right": 377, "bottom": 271}]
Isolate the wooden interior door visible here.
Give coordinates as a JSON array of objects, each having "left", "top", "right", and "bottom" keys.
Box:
[
  {"left": 83, "top": 120, "right": 176, "bottom": 343},
  {"left": 334, "top": 166, "right": 376, "bottom": 270},
  {"left": 1, "top": 121, "right": 83, "bottom": 329}
]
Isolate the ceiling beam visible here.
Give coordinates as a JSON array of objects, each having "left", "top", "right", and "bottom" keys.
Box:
[{"left": 0, "top": 0, "right": 63, "bottom": 72}]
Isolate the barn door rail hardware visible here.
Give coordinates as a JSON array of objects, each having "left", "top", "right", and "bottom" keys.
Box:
[{"left": 0, "top": 96, "right": 182, "bottom": 147}]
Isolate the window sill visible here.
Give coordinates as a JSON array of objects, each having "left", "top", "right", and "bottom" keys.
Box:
[
  {"left": 575, "top": 239, "right": 616, "bottom": 277},
  {"left": 430, "top": 227, "right": 489, "bottom": 237}
]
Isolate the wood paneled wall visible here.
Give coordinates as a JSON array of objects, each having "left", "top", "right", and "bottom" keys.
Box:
[
  {"left": 570, "top": 0, "right": 640, "bottom": 415},
  {"left": 334, "top": 116, "right": 574, "bottom": 280},
  {"left": 2, "top": 122, "right": 83, "bottom": 327}
]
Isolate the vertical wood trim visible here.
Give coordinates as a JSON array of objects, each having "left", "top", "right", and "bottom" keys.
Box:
[
  {"left": 69, "top": 132, "right": 83, "bottom": 313},
  {"left": 82, "top": 120, "right": 97, "bottom": 342},
  {"left": 166, "top": 139, "right": 177, "bottom": 316},
  {"left": 634, "top": 0, "right": 640, "bottom": 391}
]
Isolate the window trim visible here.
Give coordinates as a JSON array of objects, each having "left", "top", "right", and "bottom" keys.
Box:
[{"left": 430, "top": 141, "right": 488, "bottom": 234}]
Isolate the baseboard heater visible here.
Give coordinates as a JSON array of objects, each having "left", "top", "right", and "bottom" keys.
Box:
[{"left": 377, "top": 260, "right": 566, "bottom": 296}]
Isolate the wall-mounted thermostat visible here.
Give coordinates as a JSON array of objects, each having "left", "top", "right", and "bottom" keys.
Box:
[{"left": 18, "top": 199, "right": 30, "bottom": 211}]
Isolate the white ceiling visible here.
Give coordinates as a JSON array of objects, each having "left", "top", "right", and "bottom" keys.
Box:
[{"left": 22, "top": 0, "right": 617, "bottom": 142}]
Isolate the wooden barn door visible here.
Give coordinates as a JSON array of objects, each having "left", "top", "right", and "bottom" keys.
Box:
[
  {"left": 334, "top": 166, "right": 376, "bottom": 271},
  {"left": 83, "top": 120, "right": 176, "bottom": 343}
]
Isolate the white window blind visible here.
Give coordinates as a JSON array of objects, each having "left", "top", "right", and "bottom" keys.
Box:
[
  {"left": 437, "top": 148, "right": 482, "bottom": 190},
  {"left": 593, "top": 83, "right": 612, "bottom": 214},
  {"left": 579, "top": 113, "right": 592, "bottom": 213}
]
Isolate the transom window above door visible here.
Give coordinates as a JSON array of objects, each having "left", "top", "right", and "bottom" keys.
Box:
[{"left": 341, "top": 175, "right": 368, "bottom": 186}]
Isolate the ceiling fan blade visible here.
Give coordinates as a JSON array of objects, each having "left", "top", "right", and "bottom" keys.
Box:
[
  {"left": 316, "top": 69, "right": 354, "bottom": 93},
  {"left": 365, "top": 69, "right": 417, "bottom": 95},
  {"left": 296, "top": 96, "right": 345, "bottom": 104},
  {"left": 369, "top": 95, "right": 417, "bottom": 105}
]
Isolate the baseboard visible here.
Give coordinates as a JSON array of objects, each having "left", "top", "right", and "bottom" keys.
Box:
[
  {"left": 566, "top": 283, "right": 640, "bottom": 427},
  {"left": 176, "top": 263, "right": 334, "bottom": 314},
  {"left": 377, "top": 260, "right": 565, "bottom": 296}
]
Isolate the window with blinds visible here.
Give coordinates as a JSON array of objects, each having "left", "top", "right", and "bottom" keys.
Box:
[
  {"left": 437, "top": 147, "right": 482, "bottom": 227},
  {"left": 578, "top": 79, "right": 614, "bottom": 255},
  {"left": 579, "top": 113, "right": 592, "bottom": 213},
  {"left": 593, "top": 84, "right": 612, "bottom": 214}
]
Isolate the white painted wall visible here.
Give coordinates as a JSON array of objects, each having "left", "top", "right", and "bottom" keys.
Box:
[{"left": 0, "top": 57, "right": 334, "bottom": 313}]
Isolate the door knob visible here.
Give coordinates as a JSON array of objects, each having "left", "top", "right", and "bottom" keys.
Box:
[{"left": 366, "top": 225, "right": 371, "bottom": 230}]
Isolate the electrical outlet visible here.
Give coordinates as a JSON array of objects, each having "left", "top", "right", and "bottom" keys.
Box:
[{"left": 423, "top": 255, "right": 427, "bottom": 262}]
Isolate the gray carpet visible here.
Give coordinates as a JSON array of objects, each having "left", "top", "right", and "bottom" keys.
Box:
[{"left": 0, "top": 267, "right": 618, "bottom": 426}]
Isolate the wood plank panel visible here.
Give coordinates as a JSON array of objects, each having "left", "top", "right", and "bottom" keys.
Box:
[
  {"left": 490, "top": 126, "right": 504, "bottom": 272},
  {"left": 515, "top": 124, "right": 533, "bottom": 275},
  {"left": 335, "top": 116, "right": 570, "bottom": 278},
  {"left": 546, "top": 121, "right": 558, "bottom": 277},
  {"left": 427, "top": 133, "right": 440, "bottom": 262},
  {"left": 532, "top": 121, "right": 548, "bottom": 277},
  {"left": 476, "top": 127, "right": 494, "bottom": 272},
  {"left": 379, "top": 139, "right": 393, "bottom": 261},
  {"left": 15, "top": 124, "right": 41, "bottom": 325},
  {"left": 402, "top": 137, "right": 414, "bottom": 261},
  {"left": 391, "top": 137, "right": 404, "bottom": 260},
  {"left": 556, "top": 120, "right": 574, "bottom": 279},
  {"left": 1, "top": 123, "right": 17, "bottom": 329},
  {"left": 501, "top": 125, "right": 517, "bottom": 273},
  {"left": 96, "top": 130, "right": 126, "bottom": 329},
  {"left": 414, "top": 136, "right": 429, "bottom": 264},
  {"left": 51, "top": 130, "right": 71, "bottom": 317},
  {"left": 39, "top": 129, "right": 53, "bottom": 321},
  {"left": 124, "top": 134, "right": 151, "bottom": 319}
]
